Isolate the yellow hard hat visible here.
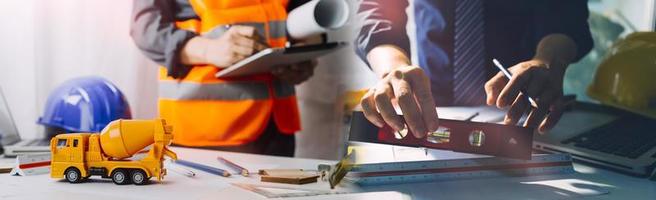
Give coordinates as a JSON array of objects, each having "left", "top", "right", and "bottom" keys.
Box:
[{"left": 587, "top": 32, "right": 656, "bottom": 119}]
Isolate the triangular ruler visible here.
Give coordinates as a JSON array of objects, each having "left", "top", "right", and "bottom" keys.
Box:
[
  {"left": 349, "top": 153, "right": 575, "bottom": 186},
  {"left": 232, "top": 183, "right": 351, "bottom": 198},
  {"left": 10, "top": 153, "right": 50, "bottom": 176}
]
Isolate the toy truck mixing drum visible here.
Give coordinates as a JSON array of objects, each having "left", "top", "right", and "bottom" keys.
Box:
[{"left": 50, "top": 119, "right": 178, "bottom": 185}]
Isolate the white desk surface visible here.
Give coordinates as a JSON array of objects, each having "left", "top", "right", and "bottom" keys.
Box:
[{"left": 0, "top": 146, "right": 655, "bottom": 200}]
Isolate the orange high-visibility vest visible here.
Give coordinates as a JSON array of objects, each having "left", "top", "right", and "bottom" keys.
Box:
[{"left": 158, "top": 0, "right": 300, "bottom": 147}]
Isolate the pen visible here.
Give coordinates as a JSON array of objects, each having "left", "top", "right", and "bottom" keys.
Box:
[
  {"left": 224, "top": 24, "right": 270, "bottom": 49},
  {"left": 174, "top": 159, "right": 231, "bottom": 177},
  {"left": 464, "top": 112, "right": 480, "bottom": 121},
  {"left": 217, "top": 156, "right": 249, "bottom": 176},
  {"left": 167, "top": 160, "right": 196, "bottom": 177},
  {"left": 492, "top": 59, "right": 539, "bottom": 108}
]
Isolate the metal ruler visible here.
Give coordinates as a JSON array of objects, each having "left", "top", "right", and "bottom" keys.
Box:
[
  {"left": 232, "top": 183, "right": 352, "bottom": 198},
  {"left": 348, "top": 153, "right": 574, "bottom": 186}
]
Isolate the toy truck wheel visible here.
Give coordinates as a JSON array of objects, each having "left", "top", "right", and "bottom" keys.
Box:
[
  {"left": 131, "top": 170, "right": 149, "bottom": 185},
  {"left": 111, "top": 169, "right": 131, "bottom": 185},
  {"left": 65, "top": 168, "right": 83, "bottom": 183}
]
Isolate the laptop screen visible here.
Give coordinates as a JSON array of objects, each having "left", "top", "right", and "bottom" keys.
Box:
[{"left": 0, "top": 88, "right": 20, "bottom": 145}]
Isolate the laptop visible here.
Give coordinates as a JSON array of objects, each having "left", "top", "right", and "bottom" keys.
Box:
[
  {"left": 534, "top": 102, "right": 656, "bottom": 177},
  {"left": 0, "top": 88, "right": 50, "bottom": 157}
]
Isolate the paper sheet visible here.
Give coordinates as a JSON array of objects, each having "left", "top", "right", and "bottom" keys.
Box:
[
  {"left": 287, "top": 0, "right": 349, "bottom": 39},
  {"left": 0, "top": 167, "right": 230, "bottom": 200},
  {"left": 361, "top": 176, "right": 611, "bottom": 200},
  {"left": 522, "top": 179, "right": 612, "bottom": 196},
  {"left": 0, "top": 146, "right": 617, "bottom": 200},
  {"left": 293, "top": 191, "right": 411, "bottom": 200},
  {"left": 349, "top": 143, "right": 611, "bottom": 200},
  {"left": 350, "top": 142, "right": 489, "bottom": 164}
]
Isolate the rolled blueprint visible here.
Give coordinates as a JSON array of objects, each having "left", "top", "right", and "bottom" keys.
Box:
[{"left": 287, "top": 0, "right": 350, "bottom": 39}]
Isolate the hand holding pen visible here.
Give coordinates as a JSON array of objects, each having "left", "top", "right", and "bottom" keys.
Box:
[
  {"left": 180, "top": 25, "right": 269, "bottom": 68},
  {"left": 486, "top": 59, "right": 575, "bottom": 133}
]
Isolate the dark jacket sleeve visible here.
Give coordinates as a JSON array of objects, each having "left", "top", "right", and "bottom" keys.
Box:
[
  {"left": 533, "top": 0, "right": 593, "bottom": 62},
  {"left": 130, "top": 0, "right": 198, "bottom": 79},
  {"left": 355, "top": 0, "right": 411, "bottom": 65}
]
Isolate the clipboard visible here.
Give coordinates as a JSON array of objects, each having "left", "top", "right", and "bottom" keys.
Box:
[{"left": 215, "top": 42, "right": 347, "bottom": 78}]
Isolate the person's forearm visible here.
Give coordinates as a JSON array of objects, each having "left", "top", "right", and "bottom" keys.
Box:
[
  {"left": 180, "top": 36, "right": 210, "bottom": 65},
  {"left": 533, "top": 34, "right": 578, "bottom": 71},
  {"left": 366, "top": 45, "right": 412, "bottom": 78}
]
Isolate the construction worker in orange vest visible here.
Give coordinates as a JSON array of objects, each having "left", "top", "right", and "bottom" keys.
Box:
[{"left": 130, "top": 0, "right": 317, "bottom": 157}]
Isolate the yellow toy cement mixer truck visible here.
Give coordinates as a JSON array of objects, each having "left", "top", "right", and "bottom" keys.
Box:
[{"left": 50, "top": 119, "right": 178, "bottom": 185}]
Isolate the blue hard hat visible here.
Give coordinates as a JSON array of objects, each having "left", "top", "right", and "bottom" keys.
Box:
[{"left": 37, "top": 76, "right": 132, "bottom": 133}]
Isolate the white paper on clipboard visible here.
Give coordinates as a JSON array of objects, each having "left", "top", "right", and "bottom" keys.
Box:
[{"left": 215, "top": 42, "right": 347, "bottom": 78}]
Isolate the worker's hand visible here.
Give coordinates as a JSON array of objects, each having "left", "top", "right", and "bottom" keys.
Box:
[
  {"left": 206, "top": 26, "right": 268, "bottom": 67},
  {"left": 271, "top": 60, "right": 317, "bottom": 85},
  {"left": 484, "top": 59, "right": 572, "bottom": 133},
  {"left": 181, "top": 25, "right": 268, "bottom": 67},
  {"left": 360, "top": 65, "right": 439, "bottom": 138}
]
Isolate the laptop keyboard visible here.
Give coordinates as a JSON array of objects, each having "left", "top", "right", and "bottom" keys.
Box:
[
  {"left": 562, "top": 116, "right": 656, "bottom": 159},
  {"left": 25, "top": 139, "right": 51, "bottom": 146}
]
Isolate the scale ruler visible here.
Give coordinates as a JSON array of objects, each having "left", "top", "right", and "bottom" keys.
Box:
[
  {"left": 349, "top": 153, "right": 574, "bottom": 186},
  {"left": 232, "top": 183, "right": 351, "bottom": 198},
  {"left": 10, "top": 153, "right": 51, "bottom": 176}
]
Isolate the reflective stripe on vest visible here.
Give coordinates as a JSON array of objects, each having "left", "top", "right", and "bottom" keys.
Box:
[
  {"left": 203, "top": 20, "right": 287, "bottom": 40},
  {"left": 272, "top": 80, "right": 295, "bottom": 98},
  {"left": 159, "top": 80, "right": 295, "bottom": 101},
  {"left": 267, "top": 21, "right": 287, "bottom": 39}
]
